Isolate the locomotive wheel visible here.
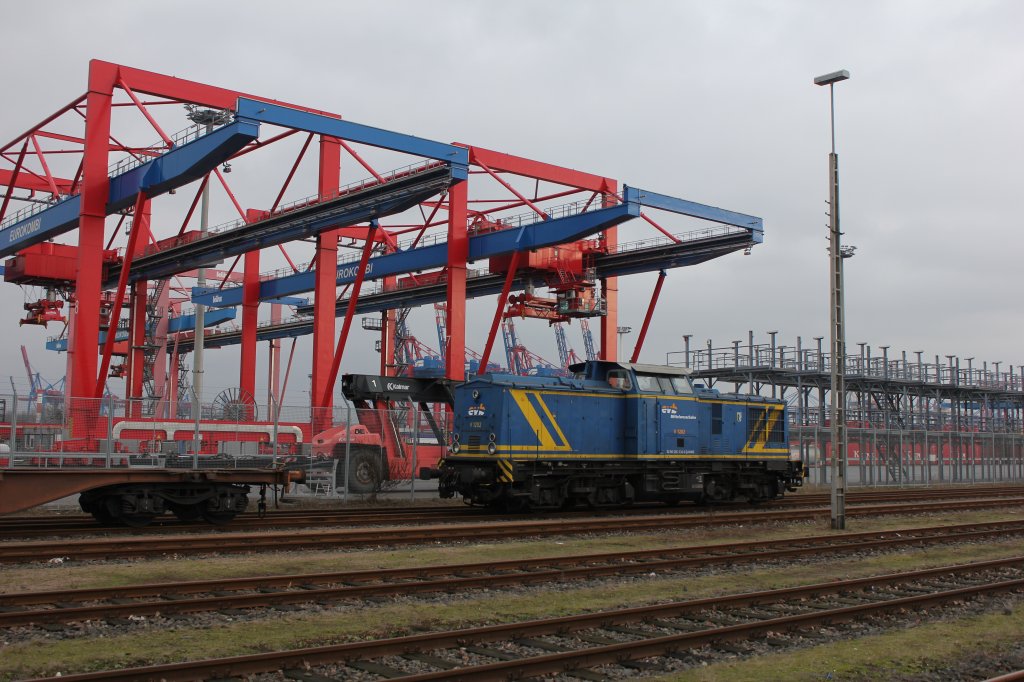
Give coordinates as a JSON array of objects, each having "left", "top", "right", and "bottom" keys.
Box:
[
  {"left": 747, "top": 478, "right": 780, "bottom": 505},
  {"left": 701, "top": 477, "right": 734, "bottom": 504}
]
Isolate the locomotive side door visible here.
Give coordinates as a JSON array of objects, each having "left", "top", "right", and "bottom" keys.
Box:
[
  {"left": 656, "top": 377, "right": 698, "bottom": 454},
  {"left": 658, "top": 398, "right": 700, "bottom": 454},
  {"left": 611, "top": 369, "right": 643, "bottom": 455},
  {"left": 624, "top": 398, "right": 647, "bottom": 455}
]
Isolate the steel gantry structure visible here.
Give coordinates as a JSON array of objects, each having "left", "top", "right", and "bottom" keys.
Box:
[
  {"left": 1, "top": 60, "right": 766, "bottom": 429},
  {"left": 669, "top": 333, "right": 1024, "bottom": 486}
]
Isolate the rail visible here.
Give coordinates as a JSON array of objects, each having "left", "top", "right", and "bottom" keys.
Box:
[
  {"left": 0, "top": 193, "right": 74, "bottom": 230},
  {"left": 610, "top": 222, "right": 748, "bottom": 255}
]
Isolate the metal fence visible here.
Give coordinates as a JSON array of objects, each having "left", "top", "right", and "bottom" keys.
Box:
[
  {"left": 0, "top": 393, "right": 449, "bottom": 500},
  {"left": 3, "top": 389, "right": 1021, "bottom": 500},
  {"left": 793, "top": 425, "right": 1024, "bottom": 487}
]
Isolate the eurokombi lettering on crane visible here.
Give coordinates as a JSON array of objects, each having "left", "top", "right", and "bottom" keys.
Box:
[
  {"left": 8, "top": 217, "right": 42, "bottom": 243},
  {"left": 336, "top": 262, "right": 373, "bottom": 280}
]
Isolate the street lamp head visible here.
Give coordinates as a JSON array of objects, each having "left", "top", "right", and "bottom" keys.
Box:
[
  {"left": 814, "top": 70, "right": 850, "bottom": 86},
  {"left": 185, "top": 104, "right": 233, "bottom": 127}
]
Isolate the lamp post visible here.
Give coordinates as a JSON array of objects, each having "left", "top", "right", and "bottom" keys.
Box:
[
  {"left": 617, "top": 326, "right": 632, "bottom": 362},
  {"left": 815, "top": 69, "right": 850, "bottom": 530},
  {"left": 185, "top": 106, "right": 232, "bottom": 455}
]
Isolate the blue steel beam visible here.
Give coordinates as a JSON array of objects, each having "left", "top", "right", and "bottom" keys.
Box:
[
  {"left": 45, "top": 308, "right": 236, "bottom": 352},
  {"left": 235, "top": 98, "right": 469, "bottom": 179},
  {"left": 265, "top": 296, "right": 308, "bottom": 306},
  {"left": 193, "top": 200, "right": 639, "bottom": 308},
  {"left": 0, "top": 120, "right": 259, "bottom": 260},
  {"left": 624, "top": 186, "right": 764, "bottom": 243}
]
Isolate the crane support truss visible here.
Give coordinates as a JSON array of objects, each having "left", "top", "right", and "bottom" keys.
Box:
[{"left": 1, "top": 59, "right": 765, "bottom": 416}]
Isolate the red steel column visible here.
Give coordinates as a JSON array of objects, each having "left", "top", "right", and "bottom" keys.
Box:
[
  {"left": 168, "top": 351, "right": 180, "bottom": 407},
  {"left": 127, "top": 285, "right": 147, "bottom": 418},
  {"left": 240, "top": 249, "right": 260, "bottom": 402},
  {"left": 630, "top": 270, "right": 667, "bottom": 363},
  {"left": 127, "top": 201, "right": 152, "bottom": 407},
  {"left": 444, "top": 181, "right": 468, "bottom": 381},
  {"left": 599, "top": 182, "right": 619, "bottom": 360},
  {"left": 268, "top": 303, "right": 282, "bottom": 408},
  {"left": 477, "top": 251, "right": 522, "bottom": 372},
  {"left": 381, "top": 307, "right": 396, "bottom": 376},
  {"left": 69, "top": 61, "right": 116, "bottom": 401},
  {"left": 311, "top": 136, "right": 340, "bottom": 424},
  {"left": 321, "top": 220, "right": 379, "bottom": 399},
  {"left": 152, "top": 283, "right": 171, "bottom": 417}
]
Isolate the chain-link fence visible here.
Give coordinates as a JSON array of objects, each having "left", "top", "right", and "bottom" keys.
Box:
[{"left": 0, "top": 393, "right": 450, "bottom": 499}]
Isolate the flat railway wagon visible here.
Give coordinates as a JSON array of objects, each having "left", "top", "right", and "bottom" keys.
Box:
[{"left": 423, "top": 361, "right": 804, "bottom": 509}]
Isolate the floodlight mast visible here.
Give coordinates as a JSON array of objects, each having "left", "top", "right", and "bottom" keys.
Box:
[
  {"left": 815, "top": 68, "right": 850, "bottom": 531},
  {"left": 184, "top": 106, "right": 232, "bottom": 459}
]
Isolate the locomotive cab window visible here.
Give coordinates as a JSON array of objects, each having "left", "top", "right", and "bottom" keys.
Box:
[
  {"left": 670, "top": 376, "right": 693, "bottom": 395},
  {"left": 658, "top": 376, "right": 693, "bottom": 395},
  {"left": 635, "top": 374, "right": 662, "bottom": 393},
  {"left": 607, "top": 369, "right": 632, "bottom": 391}
]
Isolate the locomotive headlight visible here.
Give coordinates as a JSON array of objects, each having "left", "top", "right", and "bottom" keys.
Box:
[
  {"left": 451, "top": 441, "right": 461, "bottom": 454},
  {"left": 472, "top": 390, "right": 480, "bottom": 400},
  {"left": 487, "top": 442, "right": 497, "bottom": 455},
  {"left": 488, "top": 433, "right": 496, "bottom": 442},
  {"left": 452, "top": 432, "right": 460, "bottom": 442}
]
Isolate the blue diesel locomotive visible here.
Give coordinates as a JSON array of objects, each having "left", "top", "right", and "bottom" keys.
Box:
[{"left": 431, "top": 360, "right": 804, "bottom": 509}]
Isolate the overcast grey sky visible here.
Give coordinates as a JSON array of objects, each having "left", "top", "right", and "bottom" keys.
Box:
[{"left": 1, "top": 1, "right": 1022, "bottom": 401}]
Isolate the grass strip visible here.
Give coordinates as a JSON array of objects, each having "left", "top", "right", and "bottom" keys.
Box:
[
  {"left": 653, "top": 600, "right": 1024, "bottom": 681},
  {"left": 2, "top": 536, "right": 1022, "bottom": 679},
  {"left": 4, "top": 508, "right": 1021, "bottom": 593}
]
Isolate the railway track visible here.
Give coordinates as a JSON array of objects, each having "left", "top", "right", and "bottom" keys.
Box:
[
  {"left": 22, "top": 554, "right": 1024, "bottom": 681},
  {"left": 3, "top": 496, "right": 1024, "bottom": 563},
  {"left": 1, "top": 484, "right": 1021, "bottom": 539},
  {"left": 2, "top": 519, "right": 1023, "bottom": 629}
]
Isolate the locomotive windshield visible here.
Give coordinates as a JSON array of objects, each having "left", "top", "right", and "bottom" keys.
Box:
[
  {"left": 667, "top": 376, "right": 693, "bottom": 394},
  {"left": 568, "top": 361, "right": 694, "bottom": 396},
  {"left": 634, "top": 374, "right": 660, "bottom": 392},
  {"left": 607, "top": 369, "right": 632, "bottom": 390},
  {"left": 635, "top": 373, "right": 693, "bottom": 395}
]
